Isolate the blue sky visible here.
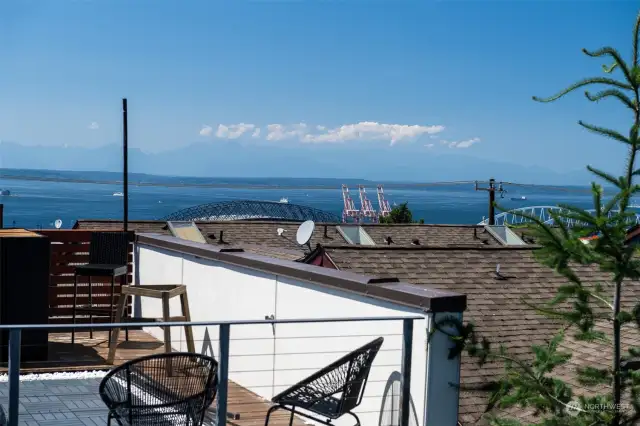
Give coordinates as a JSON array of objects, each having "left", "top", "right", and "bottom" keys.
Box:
[{"left": 0, "top": 1, "right": 637, "bottom": 179}]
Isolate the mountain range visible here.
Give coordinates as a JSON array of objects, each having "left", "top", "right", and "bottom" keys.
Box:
[{"left": 0, "top": 141, "right": 592, "bottom": 185}]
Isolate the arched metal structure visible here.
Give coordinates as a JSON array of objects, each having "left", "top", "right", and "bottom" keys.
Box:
[
  {"left": 161, "top": 200, "right": 341, "bottom": 222},
  {"left": 478, "top": 205, "right": 640, "bottom": 227}
]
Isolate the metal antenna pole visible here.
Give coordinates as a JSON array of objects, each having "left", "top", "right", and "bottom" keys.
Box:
[{"left": 123, "top": 98, "right": 128, "bottom": 232}]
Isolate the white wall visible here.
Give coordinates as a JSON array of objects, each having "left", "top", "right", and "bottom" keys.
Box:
[{"left": 135, "top": 243, "right": 433, "bottom": 426}]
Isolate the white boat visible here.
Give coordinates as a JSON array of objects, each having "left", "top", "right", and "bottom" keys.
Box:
[
  {"left": 510, "top": 196, "right": 527, "bottom": 201},
  {"left": 113, "top": 192, "right": 124, "bottom": 197},
  {"left": 279, "top": 197, "right": 289, "bottom": 203}
]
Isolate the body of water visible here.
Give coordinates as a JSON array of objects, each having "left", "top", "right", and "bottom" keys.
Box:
[{"left": 0, "top": 172, "right": 603, "bottom": 229}]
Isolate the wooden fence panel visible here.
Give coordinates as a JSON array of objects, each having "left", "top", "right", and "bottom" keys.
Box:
[{"left": 37, "top": 230, "right": 135, "bottom": 323}]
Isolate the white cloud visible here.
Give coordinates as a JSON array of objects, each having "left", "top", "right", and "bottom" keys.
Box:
[
  {"left": 215, "top": 123, "right": 256, "bottom": 139},
  {"left": 266, "top": 123, "right": 309, "bottom": 141},
  {"left": 303, "top": 122, "right": 444, "bottom": 145},
  {"left": 448, "top": 137, "right": 481, "bottom": 149},
  {"left": 199, "top": 125, "right": 213, "bottom": 136},
  {"left": 88, "top": 122, "right": 99, "bottom": 130},
  {"left": 208, "top": 120, "right": 448, "bottom": 146}
]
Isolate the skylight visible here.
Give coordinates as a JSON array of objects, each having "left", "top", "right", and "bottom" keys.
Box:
[
  {"left": 484, "top": 225, "right": 527, "bottom": 246},
  {"left": 167, "top": 221, "right": 207, "bottom": 244},
  {"left": 337, "top": 225, "right": 376, "bottom": 245}
]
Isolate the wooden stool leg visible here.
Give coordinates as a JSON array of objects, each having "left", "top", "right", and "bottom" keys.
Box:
[
  {"left": 122, "top": 275, "right": 128, "bottom": 342},
  {"left": 72, "top": 274, "right": 79, "bottom": 344},
  {"left": 107, "top": 292, "right": 127, "bottom": 365},
  {"left": 88, "top": 276, "right": 93, "bottom": 339},
  {"left": 179, "top": 291, "right": 195, "bottom": 354},
  {"left": 162, "top": 293, "right": 173, "bottom": 376},
  {"left": 109, "top": 275, "right": 115, "bottom": 318}
]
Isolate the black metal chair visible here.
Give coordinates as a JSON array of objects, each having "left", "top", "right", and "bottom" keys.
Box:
[
  {"left": 99, "top": 352, "right": 218, "bottom": 426},
  {"left": 72, "top": 231, "right": 130, "bottom": 344},
  {"left": 265, "top": 336, "right": 384, "bottom": 426}
]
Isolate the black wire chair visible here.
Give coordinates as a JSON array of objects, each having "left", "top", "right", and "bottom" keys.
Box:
[
  {"left": 265, "top": 336, "right": 384, "bottom": 426},
  {"left": 72, "top": 231, "right": 130, "bottom": 344},
  {"left": 99, "top": 352, "right": 218, "bottom": 426}
]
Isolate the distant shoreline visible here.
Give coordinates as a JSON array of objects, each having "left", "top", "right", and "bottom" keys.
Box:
[{"left": 0, "top": 172, "right": 592, "bottom": 193}]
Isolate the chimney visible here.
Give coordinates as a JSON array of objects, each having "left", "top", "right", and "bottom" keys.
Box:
[{"left": 219, "top": 230, "right": 224, "bottom": 243}]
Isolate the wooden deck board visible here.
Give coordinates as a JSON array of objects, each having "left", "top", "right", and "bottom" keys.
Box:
[{"left": 0, "top": 330, "right": 303, "bottom": 426}]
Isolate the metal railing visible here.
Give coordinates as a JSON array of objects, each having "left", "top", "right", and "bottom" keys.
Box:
[{"left": 0, "top": 315, "right": 422, "bottom": 426}]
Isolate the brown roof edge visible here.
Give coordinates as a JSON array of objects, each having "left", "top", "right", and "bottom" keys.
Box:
[{"left": 136, "top": 233, "right": 467, "bottom": 313}]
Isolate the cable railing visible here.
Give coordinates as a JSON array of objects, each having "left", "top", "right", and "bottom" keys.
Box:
[{"left": 0, "top": 315, "right": 423, "bottom": 426}]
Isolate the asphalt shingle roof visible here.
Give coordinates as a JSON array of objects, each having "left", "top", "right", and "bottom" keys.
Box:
[
  {"left": 74, "top": 220, "right": 505, "bottom": 253},
  {"left": 317, "top": 244, "right": 640, "bottom": 425}
]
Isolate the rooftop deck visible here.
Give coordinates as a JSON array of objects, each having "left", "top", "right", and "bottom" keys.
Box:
[
  {"left": 0, "top": 228, "right": 466, "bottom": 426},
  {"left": 2, "top": 330, "right": 303, "bottom": 426}
]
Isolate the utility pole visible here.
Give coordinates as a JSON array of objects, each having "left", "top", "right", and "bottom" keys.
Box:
[
  {"left": 122, "top": 98, "right": 129, "bottom": 233},
  {"left": 475, "top": 178, "right": 503, "bottom": 225}
]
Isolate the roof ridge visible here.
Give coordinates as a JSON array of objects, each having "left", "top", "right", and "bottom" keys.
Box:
[
  {"left": 319, "top": 244, "right": 539, "bottom": 250},
  {"left": 358, "top": 223, "right": 483, "bottom": 228}
]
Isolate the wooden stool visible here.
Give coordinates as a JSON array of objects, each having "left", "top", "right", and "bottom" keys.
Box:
[{"left": 107, "top": 284, "right": 195, "bottom": 365}]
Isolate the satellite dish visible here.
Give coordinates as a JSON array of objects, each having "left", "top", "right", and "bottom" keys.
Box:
[
  {"left": 296, "top": 220, "right": 315, "bottom": 246},
  {"left": 277, "top": 228, "right": 285, "bottom": 236},
  {"left": 54, "top": 219, "right": 62, "bottom": 229}
]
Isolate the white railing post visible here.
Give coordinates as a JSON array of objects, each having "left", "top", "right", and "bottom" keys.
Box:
[
  {"left": 8, "top": 329, "right": 21, "bottom": 426},
  {"left": 424, "top": 312, "right": 462, "bottom": 426},
  {"left": 400, "top": 319, "right": 414, "bottom": 426},
  {"left": 216, "top": 323, "right": 230, "bottom": 425}
]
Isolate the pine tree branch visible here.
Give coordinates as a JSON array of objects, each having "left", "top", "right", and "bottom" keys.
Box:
[
  {"left": 533, "top": 77, "right": 633, "bottom": 103},
  {"left": 585, "top": 89, "right": 637, "bottom": 112},
  {"left": 582, "top": 47, "right": 633, "bottom": 85},
  {"left": 603, "top": 192, "right": 625, "bottom": 215},
  {"left": 588, "top": 165, "right": 623, "bottom": 188},
  {"left": 579, "top": 121, "right": 632, "bottom": 145}
]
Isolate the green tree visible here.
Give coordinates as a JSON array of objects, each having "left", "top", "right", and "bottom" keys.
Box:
[
  {"left": 456, "top": 10, "right": 640, "bottom": 426},
  {"left": 379, "top": 202, "right": 424, "bottom": 223}
]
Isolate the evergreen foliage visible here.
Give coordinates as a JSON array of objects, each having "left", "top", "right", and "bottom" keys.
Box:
[
  {"left": 379, "top": 202, "right": 425, "bottom": 223},
  {"left": 455, "top": 11, "right": 640, "bottom": 426}
]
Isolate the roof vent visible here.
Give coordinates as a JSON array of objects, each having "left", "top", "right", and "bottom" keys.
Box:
[
  {"left": 494, "top": 263, "right": 507, "bottom": 280},
  {"left": 385, "top": 236, "right": 393, "bottom": 245},
  {"left": 411, "top": 238, "right": 420, "bottom": 246}
]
